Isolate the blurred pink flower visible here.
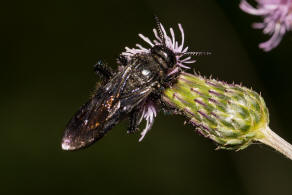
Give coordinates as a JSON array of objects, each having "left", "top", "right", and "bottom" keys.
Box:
[{"left": 240, "top": 0, "right": 292, "bottom": 51}]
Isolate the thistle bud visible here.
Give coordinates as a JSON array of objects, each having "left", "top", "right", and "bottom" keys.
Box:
[{"left": 163, "top": 72, "right": 292, "bottom": 160}]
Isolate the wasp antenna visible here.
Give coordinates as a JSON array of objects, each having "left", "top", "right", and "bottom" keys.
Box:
[
  {"left": 154, "top": 16, "right": 165, "bottom": 46},
  {"left": 177, "top": 51, "right": 212, "bottom": 56},
  {"left": 187, "top": 51, "right": 212, "bottom": 56}
]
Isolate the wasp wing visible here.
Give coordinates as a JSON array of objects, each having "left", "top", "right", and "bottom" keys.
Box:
[{"left": 61, "top": 65, "right": 153, "bottom": 150}]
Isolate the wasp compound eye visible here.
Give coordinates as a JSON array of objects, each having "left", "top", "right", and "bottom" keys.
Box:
[{"left": 150, "top": 45, "right": 176, "bottom": 70}]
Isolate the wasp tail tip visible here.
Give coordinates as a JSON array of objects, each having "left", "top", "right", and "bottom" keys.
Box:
[{"left": 61, "top": 138, "right": 74, "bottom": 151}]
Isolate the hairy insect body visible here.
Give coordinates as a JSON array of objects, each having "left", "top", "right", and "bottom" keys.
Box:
[{"left": 122, "top": 55, "right": 161, "bottom": 93}]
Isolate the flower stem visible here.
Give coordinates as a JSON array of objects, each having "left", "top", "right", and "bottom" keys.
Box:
[{"left": 257, "top": 126, "right": 292, "bottom": 160}]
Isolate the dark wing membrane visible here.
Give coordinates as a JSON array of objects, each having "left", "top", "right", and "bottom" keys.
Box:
[
  {"left": 61, "top": 66, "right": 131, "bottom": 150},
  {"left": 62, "top": 96, "right": 108, "bottom": 150},
  {"left": 61, "top": 65, "right": 153, "bottom": 150}
]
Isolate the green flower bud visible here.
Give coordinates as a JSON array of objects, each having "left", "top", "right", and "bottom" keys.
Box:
[{"left": 163, "top": 72, "right": 292, "bottom": 159}]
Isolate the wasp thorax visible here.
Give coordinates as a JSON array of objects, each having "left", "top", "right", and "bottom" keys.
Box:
[{"left": 150, "top": 45, "right": 176, "bottom": 70}]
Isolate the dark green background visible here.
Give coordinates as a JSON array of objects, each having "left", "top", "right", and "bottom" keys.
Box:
[{"left": 1, "top": 0, "right": 292, "bottom": 194}]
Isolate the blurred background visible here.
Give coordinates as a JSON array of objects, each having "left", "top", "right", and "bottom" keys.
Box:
[{"left": 1, "top": 0, "right": 292, "bottom": 194}]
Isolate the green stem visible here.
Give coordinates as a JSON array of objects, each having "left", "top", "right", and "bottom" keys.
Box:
[{"left": 257, "top": 126, "right": 292, "bottom": 160}]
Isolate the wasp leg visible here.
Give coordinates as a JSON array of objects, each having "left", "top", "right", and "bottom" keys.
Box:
[
  {"left": 160, "top": 99, "right": 182, "bottom": 116},
  {"left": 94, "top": 60, "right": 114, "bottom": 81},
  {"left": 117, "top": 55, "right": 128, "bottom": 66},
  {"left": 124, "top": 87, "right": 153, "bottom": 134},
  {"left": 127, "top": 109, "right": 142, "bottom": 134},
  {"left": 163, "top": 68, "right": 182, "bottom": 87}
]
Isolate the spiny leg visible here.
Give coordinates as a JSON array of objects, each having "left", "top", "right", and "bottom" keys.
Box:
[
  {"left": 94, "top": 60, "right": 114, "bottom": 82},
  {"left": 124, "top": 86, "right": 154, "bottom": 134},
  {"left": 117, "top": 55, "right": 128, "bottom": 66},
  {"left": 127, "top": 109, "right": 143, "bottom": 134},
  {"left": 160, "top": 98, "right": 182, "bottom": 116}
]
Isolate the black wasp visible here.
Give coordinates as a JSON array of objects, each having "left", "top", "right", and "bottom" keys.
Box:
[{"left": 61, "top": 17, "right": 210, "bottom": 150}]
